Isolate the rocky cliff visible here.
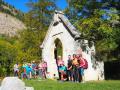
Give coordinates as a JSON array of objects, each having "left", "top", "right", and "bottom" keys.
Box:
[{"left": 0, "top": 12, "right": 25, "bottom": 36}]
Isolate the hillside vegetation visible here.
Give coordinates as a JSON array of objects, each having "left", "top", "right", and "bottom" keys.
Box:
[{"left": 0, "top": 0, "right": 24, "bottom": 20}]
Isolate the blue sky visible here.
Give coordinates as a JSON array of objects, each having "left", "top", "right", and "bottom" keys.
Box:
[{"left": 4, "top": 0, "right": 68, "bottom": 12}]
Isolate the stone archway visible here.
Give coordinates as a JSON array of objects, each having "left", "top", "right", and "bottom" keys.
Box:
[
  {"left": 53, "top": 38, "right": 63, "bottom": 78},
  {"left": 54, "top": 38, "right": 63, "bottom": 61}
]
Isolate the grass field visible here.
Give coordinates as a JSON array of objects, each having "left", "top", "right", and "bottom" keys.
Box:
[{"left": 24, "top": 79, "right": 120, "bottom": 90}]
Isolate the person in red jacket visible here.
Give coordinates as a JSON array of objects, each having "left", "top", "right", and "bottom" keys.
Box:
[{"left": 78, "top": 54, "right": 85, "bottom": 83}]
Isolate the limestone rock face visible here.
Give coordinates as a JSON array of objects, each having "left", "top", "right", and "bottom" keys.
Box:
[
  {"left": 0, "top": 77, "right": 34, "bottom": 90},
  {"left": 0, "top": 12, "right": 26, "bottom": 36}
]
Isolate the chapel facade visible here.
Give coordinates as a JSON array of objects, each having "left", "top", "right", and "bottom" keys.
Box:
[{"left": 40, "top": 11, "right": 104, "bottom": 81}]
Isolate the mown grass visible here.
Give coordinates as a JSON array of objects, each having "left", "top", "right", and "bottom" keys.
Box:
[{"left": 24, "top": 79, "right": 120, "bottom": 90}]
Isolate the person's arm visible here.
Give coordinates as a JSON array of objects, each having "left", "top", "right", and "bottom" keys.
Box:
[
  {"left": 68, "top": 65, "right": 72, "bottom": 70},
  {"left": 80, "top": 58, "right": 85, "bottom": 67}
]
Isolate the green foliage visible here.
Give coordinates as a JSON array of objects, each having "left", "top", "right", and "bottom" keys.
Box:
[
  {"left": 18, "top": 0, "right": 57, "bottom": 63},
  {"left": 0, "top": 36, "right": 17, "bottom": 77},
  {"left": 17, "top": 29, "right": 46, "bottom": 62},
  {"left": 66, "top": 0, "right": 120, "bottom": 61},
  {"left": 54, "top": 38, "right": 63, "bottom": 57},
  {"left": 26, "top": 0, "right": 56, "bottom": 26}
]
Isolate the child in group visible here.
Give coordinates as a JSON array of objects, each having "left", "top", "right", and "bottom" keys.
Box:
[
  {"left": 21, "top": 63, "right": 28, "bottom": 80},
  {"left": 57, "top": 56, "right": 64, "bottom": 80},
  {"left": 59, "top": 64, "right": 67, "bottom": 81},
  {"left": 42, "top": 61, "right": 47, "bottom": 79}
]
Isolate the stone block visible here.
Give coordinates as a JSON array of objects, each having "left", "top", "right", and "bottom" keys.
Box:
[{"left": 0, "top": 77, "right": 34, "bottom": 90}]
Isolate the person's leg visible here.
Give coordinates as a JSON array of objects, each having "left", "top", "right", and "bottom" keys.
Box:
[
  {"left": 21, "top": 73, "right": 23, "bottom": 80},
  {"left": 43, "top": 71, "right": 45, "bottom": 79},
  {"left": 16, "top": 71, "right": 18, "bottom": 77},
  {"left": 61, "top": 73, "right": 64, "bottom": 81},
  {"left": 73, "top": 69, "right": 77, "bottom": 82},
  {"left": 78, "top": 67, "right": 82, "bottom": 82},
  {"left": 72, "top": 70, "right": 75, "bottom": 82},
  {"left": 67, "top": 70, "right": 70, "bottom": 81},
  {"left": 63, "top": 71, "right": 67, "bottom": 81},
  {"left": 23, "top": 73, "right": 26, "bottom": 79},
  {"left": 59, "top": 72, "right": 61, "bottom": 80},
  {"left": 38, "top": 69, "right": 40, "bottom": 77},
  {"left": 71, "top": 70, "right": 74, "bottom": 81},
  {"left": 69, "top": 70, "right": 73, "bottom": 81},
  {"left": 39, "top": 69, "right": 42, "bottom": 79},
  {"left": 58, "top": 66, "right": 61, "bottom": 80},
  {"left": 75, "top": 67, "right": 79, "bottom": 82},
  {"left": 30, "top": 71, "right": 32, "bottom": 79},
  {"left": 45, "top": 68, "right": 47, "bottom": 79},
  {"left": 60, "top": 71, "right": 66, "bottom": 81},
  {"left": 80, "top": 68, "right": 85, "bottom": 83},
  {"left": 34, "top": 70, "right": 36, "bottom": 78},
  {"left": 76, "top": 67, "right": 80, "bottom": 82},
  {"left": 17, "top": 71, "right": 19, "bottom": 77},
  {"left": 24, "top": 73, "right": 27, "bottom": 79},
  {"left": 27, "top": 72, "right": 30, "bottom": 80},
  {"left": 14, "top": 71, "right": 17, "bottom": 76}
]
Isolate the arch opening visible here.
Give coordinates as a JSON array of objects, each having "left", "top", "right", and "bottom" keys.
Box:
[{"left": 54, "top": 38, "right": 63, "bottom": 60}]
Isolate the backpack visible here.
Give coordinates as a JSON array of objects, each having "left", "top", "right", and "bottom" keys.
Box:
[{"left": 82, "top": 59, "right": 88, "bottom": 69}]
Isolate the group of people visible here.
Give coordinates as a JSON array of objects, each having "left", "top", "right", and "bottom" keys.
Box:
[
  {"left": 57, "top": 54, "right": 87, "bottom": 83},
  {"left": 13, "top": 61, "right": 47, "bottom": 80},
  {"left": 13, "top": 54, "right": 87, "bottom": 83}
]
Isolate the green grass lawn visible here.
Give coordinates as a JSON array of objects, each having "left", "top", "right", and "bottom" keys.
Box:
[{"left": 24, "top": 79, "right": 120, "bottom": 90}]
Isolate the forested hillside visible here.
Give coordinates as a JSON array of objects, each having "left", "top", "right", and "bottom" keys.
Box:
[
  {"left": 0, "top": 12, "right": 26, "bottom": 36},
  {"left": 0, "top": 0, "right": 24, "bottom": 20},
  {"left": 0, "top": 0, "right": 56, "bottom": 77},
  {"left": 0, "top": 0, "right": 25, "bottom": 36}
]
